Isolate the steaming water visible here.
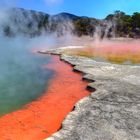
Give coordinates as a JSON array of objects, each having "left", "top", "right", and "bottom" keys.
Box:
[{"left": 0, "top": 37, "right": 53, "bottom": 116}]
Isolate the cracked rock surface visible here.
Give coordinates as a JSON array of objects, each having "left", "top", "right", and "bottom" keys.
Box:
[{"left": 43, "top": 50, "right": 140, "bottom": 140}]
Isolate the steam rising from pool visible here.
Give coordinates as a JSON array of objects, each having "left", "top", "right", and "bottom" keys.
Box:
[{"left": 0, "top": 37, "right": 54, "bottom": 116}]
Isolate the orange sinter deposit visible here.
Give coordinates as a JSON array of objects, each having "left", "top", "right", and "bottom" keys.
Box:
[
  {"left": 63, "top": 41, "right": 140, "bottom": 64},
  {"left": 0, "top": 56, "right": 90, "bottom": 140}
]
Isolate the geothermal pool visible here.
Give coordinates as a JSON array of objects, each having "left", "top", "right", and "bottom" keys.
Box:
[
  {"left": 1, "top": 37, "right": 140, "bottom": 140},
  {"left": 62, "top": 39, "right": 140, "bottom": 64},
  {"left": 0, "top": 37, "right": 53, "bottom": 116},
  {"left": 0, "top": 55, "right": 90, "bottom": 140},
  {"left": 0, "top": 37, "right": 91, "bottom": 140}
]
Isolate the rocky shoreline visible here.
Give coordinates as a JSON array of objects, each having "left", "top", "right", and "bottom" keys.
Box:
[{"left": 42, "top": 48, "right": 140, "bottom": 140}]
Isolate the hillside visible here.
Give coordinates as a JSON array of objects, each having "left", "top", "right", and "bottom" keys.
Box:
[{"left": 1, "top": 8, "right": 140, "bottom": 38}]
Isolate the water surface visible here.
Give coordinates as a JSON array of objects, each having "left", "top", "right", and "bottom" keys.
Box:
[{"left": 0, "top": 37, "right": 53, "bottom": 116}]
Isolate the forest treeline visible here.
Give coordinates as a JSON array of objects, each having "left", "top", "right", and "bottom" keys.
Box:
[
  {"left": 74, "top": 10, "right": 140, "bottom": 38},
  {"left": 105, "top": 11, "right": 140, "bottom": 38},
  {"left": 2, "top": 8, "right": 140, "bottom": 38}
]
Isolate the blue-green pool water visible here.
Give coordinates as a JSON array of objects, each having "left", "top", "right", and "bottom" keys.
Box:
[{"left": 0, "top": 37, "right": 53, "bottom": 116}]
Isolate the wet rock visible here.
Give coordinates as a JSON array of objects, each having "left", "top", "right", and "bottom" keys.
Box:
[{"left": 44, "top": 49, "right": 140, "bottom": 140}]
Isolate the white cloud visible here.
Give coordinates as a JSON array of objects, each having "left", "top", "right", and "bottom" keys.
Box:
[{"left": 44, "top": 0, "right": 63, "bottom": 6}]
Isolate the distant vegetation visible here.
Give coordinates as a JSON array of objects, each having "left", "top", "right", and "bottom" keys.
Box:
[
  {"left": 105, "top": 11, "right": 140, "bottom": 38},
  {"left": 1, "top": 8, "right": 140, "bottom": 38}
]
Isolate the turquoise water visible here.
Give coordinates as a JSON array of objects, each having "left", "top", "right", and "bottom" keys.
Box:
[{"left": 0, "top": 37, "right": 53, "bottom": 116}]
